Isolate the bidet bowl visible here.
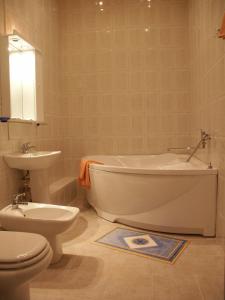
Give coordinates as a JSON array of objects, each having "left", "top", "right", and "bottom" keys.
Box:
[{"left": 0, "top": 203, "right": 80, "bottom": 264}]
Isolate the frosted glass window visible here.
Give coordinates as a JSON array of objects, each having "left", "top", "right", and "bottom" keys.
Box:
[
  {"left": 9, "top": 52, "right": 23, "bottom": 118},
  {"left": 7, "top": 33, "right": 44, "bottom": 122},
  {"left": 9, "top": 50, "right": 36, "bottom": 120}
]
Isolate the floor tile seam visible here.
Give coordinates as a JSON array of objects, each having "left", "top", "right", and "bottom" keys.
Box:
[{"left": 193, "top": 274, "right": 207, "bottom": 300}]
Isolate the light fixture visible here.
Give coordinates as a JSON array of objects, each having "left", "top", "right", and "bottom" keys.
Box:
[
  {"left": 147, "top": 0, "right": 151, "bottom": 8},
  {"left": 96, "top": 1, "right": 104, "bottom": 12}
]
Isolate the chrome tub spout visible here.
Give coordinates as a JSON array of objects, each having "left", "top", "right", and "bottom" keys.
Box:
[{"left": 186, "top": 130, "right": 211, "bottom": 162}]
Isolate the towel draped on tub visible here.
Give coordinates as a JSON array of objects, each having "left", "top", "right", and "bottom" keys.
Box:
[
  {"left": 218, "top": 13, "right": 225, "bottom": 39},
  {"left": 79, "top": 159, "right": 103, "bottom": 188}
]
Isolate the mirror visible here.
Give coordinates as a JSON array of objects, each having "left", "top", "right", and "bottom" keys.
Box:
[{"left": 0, "top": 31, "right": 44, "bottom": 122}]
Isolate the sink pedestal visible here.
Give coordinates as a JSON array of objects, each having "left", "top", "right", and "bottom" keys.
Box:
[{"left": 30, "top": 170, "right": 50, "bottom": 202}]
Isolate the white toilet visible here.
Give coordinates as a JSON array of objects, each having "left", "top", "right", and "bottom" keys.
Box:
[
  {"left": 0, "top": 203, "right": 80, "bottom": 264},
  {"left": 0, "top": 231, "right": 52, "bottom": 300}
]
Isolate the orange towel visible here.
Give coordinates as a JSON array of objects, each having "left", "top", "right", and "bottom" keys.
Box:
[
  {"left": 78, "top": 159, "right": 103, "bottom": 188},
  {"left": 218, "top": 12, "right": 225, "bottom": 39}
]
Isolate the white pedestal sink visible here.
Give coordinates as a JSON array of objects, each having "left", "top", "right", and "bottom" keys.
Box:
[{"left": 4, "top": 151, "right": 61, "bottom": 202}]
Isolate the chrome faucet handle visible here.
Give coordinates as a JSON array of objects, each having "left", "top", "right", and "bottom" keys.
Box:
[
  {"left": 200, "top": 130, "right": 211, "bottom": 148},
  {"left": 201, "top": 129, "right": 205, "bottom": 135},
  {"left": 14, "top": 192, "right": 26, "bottom": 199},
  {"left": 21, "top": 142, "right": 30, "bottom": 153},
  {"left": 201, "top": 129, "right": 211, "bottom": 140},
  {"left": 12, "top": 193, "right": 26, "bottom": 204},
  {"left": 200, "top": 130, "right": 211, "bottom": 149},
  {"left": 21, "top": 142, "right": 36, "bottom": 153},
  {"left": 205, "top": 133, "right": 211, "bottom": 140},
  {"left": 23, "top": 142, "right": 31, "bottom": 147}
]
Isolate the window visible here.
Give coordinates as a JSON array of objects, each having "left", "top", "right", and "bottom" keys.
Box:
[{"left": 7, "top": 33, "right": 43, "bottom": 122}]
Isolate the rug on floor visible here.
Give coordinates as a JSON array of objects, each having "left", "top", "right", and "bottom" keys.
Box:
[{"left": 95, "top": 227, "right": 188, "bottom": 263}]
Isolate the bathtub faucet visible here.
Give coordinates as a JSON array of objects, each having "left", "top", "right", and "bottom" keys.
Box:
[{"left": 186, "top": 130, "right": 211, "bottom": 162}]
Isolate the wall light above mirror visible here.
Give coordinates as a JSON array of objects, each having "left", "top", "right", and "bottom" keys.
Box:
[{"left": 0, "top": 31, "right": 44, "bottom": 123}]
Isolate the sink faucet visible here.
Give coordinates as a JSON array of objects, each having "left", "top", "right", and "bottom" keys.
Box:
[
  {"left": 21, "top": 142, "right": 36, "bottom": 154},
  {"left": 12, "top": 193, "right": 28, "bottom": 209}
]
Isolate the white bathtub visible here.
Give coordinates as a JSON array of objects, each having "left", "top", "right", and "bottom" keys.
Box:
[{"left": 85, "top": 153, "right": 217, "bottom": 236}]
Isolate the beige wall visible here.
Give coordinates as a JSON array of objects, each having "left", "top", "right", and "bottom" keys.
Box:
[
  {"left": 59, "top": 0, "right": 191, "bottom": 175},
  {"left": 0, "top": 0, "right": 64, "bottom": 208},
  {"left": 0, "top": 0, "right": 224, "bottom": 239},
  {"left": 0, "top": 0, "right": 4, "bottom": 34},
  {"left": 189, "top": 0, "right": 225, "bottom": 236}
]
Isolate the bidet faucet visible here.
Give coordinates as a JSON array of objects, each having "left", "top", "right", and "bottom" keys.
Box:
[
  {"left": 12, "top": 193, "right": 28, "bottom": 209},
  {"left": 21, "top": 142, "right": 36, "bottom": 154}
]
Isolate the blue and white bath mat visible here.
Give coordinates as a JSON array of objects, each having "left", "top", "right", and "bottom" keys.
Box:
[{"left": 95, "top": 228, "right": 188, "bottom": 263}]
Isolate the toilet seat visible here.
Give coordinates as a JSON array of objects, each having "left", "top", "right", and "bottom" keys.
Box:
[{"left": 0, "top": 231, "right": 51, "bottom": 270}]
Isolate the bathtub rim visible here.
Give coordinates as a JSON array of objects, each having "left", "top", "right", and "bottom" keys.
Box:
[
  {"left": 89, "top": 165, "right": 217, "bottom": 175},
  {"left": 85, "top": 153, "right": 217, "bottom": 176}
]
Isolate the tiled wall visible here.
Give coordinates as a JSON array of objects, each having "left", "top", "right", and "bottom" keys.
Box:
[
  {"left": 0, "top": 0, "right": 4, "bottom": 34},
  {"left": 0, "top": 0, "right": 64, "bottom": 208},
  {"left": 59, "top": 0, "right": 191, "bottom": 175},
  {"left": 0, "top": 0, "right": 224, "bottom": 239},
  {"left": 189, "top": 0, "right": 225, "bottom": 236}
]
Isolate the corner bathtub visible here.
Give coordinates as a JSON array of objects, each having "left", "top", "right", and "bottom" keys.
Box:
[{"left": 85, "top": 153, "right": 217, "bottom": 236}]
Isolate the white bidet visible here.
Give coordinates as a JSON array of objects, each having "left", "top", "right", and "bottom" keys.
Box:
[{"left": 0, "top": 203, "right": 80, "bottom": 264}]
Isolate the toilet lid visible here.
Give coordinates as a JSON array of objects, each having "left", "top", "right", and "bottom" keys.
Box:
[
  {"left": 0, "top": 231, "right": 48, "bottom": 264},
  {"left": 0, "top": 243, "right": 51, "bottom": 270}
]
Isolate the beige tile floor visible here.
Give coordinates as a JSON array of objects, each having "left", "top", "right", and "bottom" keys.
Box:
[{"left": 31, "top": 209, "right": 224, "bottom": 300}]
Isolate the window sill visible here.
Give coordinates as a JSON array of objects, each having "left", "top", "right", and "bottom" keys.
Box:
[{"left": 8, "top": 118, "right": 47, "bottom": 126}]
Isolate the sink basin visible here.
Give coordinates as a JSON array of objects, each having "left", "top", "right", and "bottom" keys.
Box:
[
  {"left": 4, "top": 151, "right": 61, "bottom": 170},
  {"left": 4, "top": 150, "right": 62, "bottom": 202}
]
